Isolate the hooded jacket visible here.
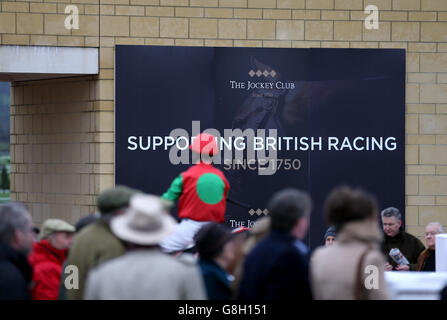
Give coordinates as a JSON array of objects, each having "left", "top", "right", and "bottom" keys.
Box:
[
  {"left": 28, "top": 239, "right": 68, "bottom": 300},
  {"left": 311, "top": 219, "right": 388, "bottom": 300}
]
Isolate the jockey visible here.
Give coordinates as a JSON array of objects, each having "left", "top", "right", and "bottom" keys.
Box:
[{"left": 160, "top": 132, "right": 230, "bottom": 253}]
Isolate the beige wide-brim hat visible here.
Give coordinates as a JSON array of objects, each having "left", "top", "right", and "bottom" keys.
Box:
[{"left": 111, "top": 193, "right": 177, "bottom": 245}]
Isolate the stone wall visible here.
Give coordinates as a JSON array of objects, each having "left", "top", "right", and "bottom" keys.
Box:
[{"left": 10, "top": 76, "right": 114, "bottom": 226}]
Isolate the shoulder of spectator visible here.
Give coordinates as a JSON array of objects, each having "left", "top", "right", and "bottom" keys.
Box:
[
  {"left": 310, "top": 245, "right": 326, "bottom": 264},
  {"left": 176, "top": 253, "right": 198, "bottom": 267},
  {"left": 364, "top": 249, "right": 386, "bottom": 269}
]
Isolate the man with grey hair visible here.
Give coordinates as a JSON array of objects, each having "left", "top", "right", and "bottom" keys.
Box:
[
  {"left": 381, "top": 207, "right": 425, "bottom": 271},
  {"left": 0, "top": 203, "right": 35, "bottom": 299},
  {"left": 417, "top": 222, "right": 444, "bottom": 272}
]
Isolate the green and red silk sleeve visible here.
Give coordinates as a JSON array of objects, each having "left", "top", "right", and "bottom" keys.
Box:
[{"left": 162, "top": 174, "right": 183, "bottom": 202}]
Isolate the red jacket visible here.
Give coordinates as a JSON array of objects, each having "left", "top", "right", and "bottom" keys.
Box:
[{"left": 28, "top": 240, "right": 68, "bottom": 300}]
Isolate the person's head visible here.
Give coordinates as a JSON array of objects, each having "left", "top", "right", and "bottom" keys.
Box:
[
  {"left": 40, "top": 219, "right": 75, "bottom": 250},
  {"left": 324, "top": 226, "right": 336, "bottom": 247},
  {"left": 32, "top": 227, "right": 40, "bottom": 242},
  {"left": 110, "top": 194, "right": 177, "bottom": 248},
  {"left": 97, "top": 185, "right": 140, "bottom": 220},
  {"left": 325, "top": 186, "right": 379, "bottom": 232},
  {"left": 381, "top": 207, "right": 402, "bottom": 237},
  {"left": 425, "top": 222, "right": 444, "bottom": 250},
  {"left": 0, "top": 202, "right": 34, "bottom": 254},
  {"left": 268, "top": 188, "right": 312, "bottom": 240},
  {"left": 75, "top": 214, "right": 100, "bottom": 233},
  {"left": 194, "top": 223, "right": 235, "bottom": 271},
  {"left": 48, "top": 232, "right": 74, "bottom": 250}
]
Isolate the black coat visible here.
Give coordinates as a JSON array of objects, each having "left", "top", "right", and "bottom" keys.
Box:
[
  {"left": 381, "top": 231, "right": 425, "bottom": 271},
  {"left": 198, "top": 259, "right": 232, "bottom": 300},
  {"left": 0, "top": 242, "right": 32, "bottom": 300},
  {"left": 238, "top": 231, "right": 312, "bottom": 300}
]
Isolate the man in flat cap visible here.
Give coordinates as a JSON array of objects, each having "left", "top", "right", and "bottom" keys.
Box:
[
  {"left": 65, "top": 185, "right": 140, "bottom": 300},
  {"left": 28, "top": 219, "right": 75, "bottom": 300}
]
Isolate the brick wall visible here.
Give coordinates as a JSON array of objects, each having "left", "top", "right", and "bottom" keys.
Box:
[
  {"left": 1, "top": 0, "right": 447, "bottom": 239},
  {"left": 9, "top": 76, "right": 115, "bottom": 226}
]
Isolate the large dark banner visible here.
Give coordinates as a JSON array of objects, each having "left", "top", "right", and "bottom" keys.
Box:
[{"left": 115, "top": 46, "right": 405, "bottom": 250}]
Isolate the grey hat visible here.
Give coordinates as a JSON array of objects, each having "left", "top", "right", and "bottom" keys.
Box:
[
  {"left": 40, "top": 219, "right": 75, "bottom": 240},
  {"left": 324, "top": 226, "right": 336, "bottom": 242}
]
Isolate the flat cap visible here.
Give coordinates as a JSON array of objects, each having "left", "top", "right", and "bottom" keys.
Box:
[
  {"left": 97, "top": 185, "right": 141, "bottom": 215},
  {"left": 40, "top": 219, "right": 75, "bottom": 240}
]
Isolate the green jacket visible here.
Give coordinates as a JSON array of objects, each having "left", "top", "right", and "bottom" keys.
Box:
[
  {"left": 64, "top": 219, "right": 126, "bottom": 300},
  {"left": 381, "top": 230, "right": 425, "bottom": 271}
]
